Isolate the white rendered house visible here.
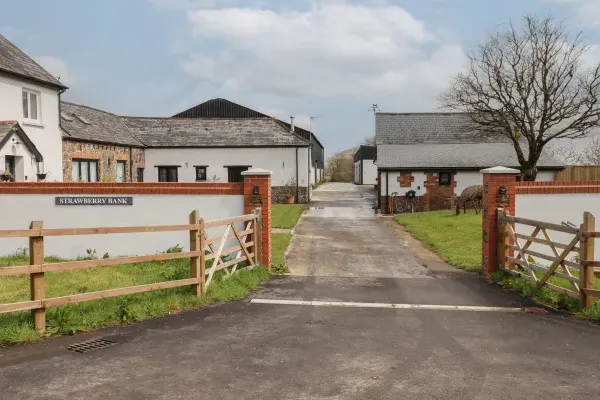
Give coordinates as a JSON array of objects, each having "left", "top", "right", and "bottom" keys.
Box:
[{"left": 0, "top": 34, "right": 67, "bottom": 182}]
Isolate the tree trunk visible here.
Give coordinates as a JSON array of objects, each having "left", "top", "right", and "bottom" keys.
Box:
[{"left": 521, "top": 165, "right": 538, "bottom": 181}]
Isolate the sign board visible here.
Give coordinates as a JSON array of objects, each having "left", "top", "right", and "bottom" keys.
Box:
[{"left": 55, "top": 197, "right": 133, "bottom": 206}]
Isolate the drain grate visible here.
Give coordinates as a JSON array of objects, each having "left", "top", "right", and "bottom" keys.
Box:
[{"left": 67, "top": 338, "right": 116, "bottom": 353}]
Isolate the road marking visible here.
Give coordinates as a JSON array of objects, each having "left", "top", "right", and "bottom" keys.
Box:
[{"left": 250, "top": 299, "right": 523, "bottom": 313}]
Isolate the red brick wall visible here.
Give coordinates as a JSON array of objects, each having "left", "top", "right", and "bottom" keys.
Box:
[
  {"left": 424, "top": 172, "right": 457, "bottom": 212},
  {"left": 398, "top": 173, "right": 414, "bottom": 188},
  {"left": 0, "top": 182, "right": 243, "bottom": 195},
  {"left": 243, "top": 173, "right": 272, "bottom": 269},
  {"left": 516, "top": 180, "right": 600, "bottom": 194}
]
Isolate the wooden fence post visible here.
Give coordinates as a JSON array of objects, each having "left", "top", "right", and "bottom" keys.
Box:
[
  {"left": 254, "top": 208, "right": 263, "bottom": 268},
  {"left": 189, "top": 210, "right": 202, "bottom": 297},
  {"left": 580, "top": 212, "right": 595, "bottom": 309},
  {"left": 497, "top": 209, "right": 507, "bottom": 272},
  {"left": 29, "top": 220, "right": 45, "bottom": 334}
]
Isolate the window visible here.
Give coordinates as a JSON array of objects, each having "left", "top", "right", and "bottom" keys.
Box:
[
  {"left": 439, "top": 172, "right": 452, "bottom": 187},
  {"left": 195, "top": 166, "right": 207, "bottom": 181},
  {"left": 137, "top": 168, "right": 144, "bottom": 182},
  {"left": 117, "top": 161, "right": 126, "bottom": 182},
  {"left": 72, "top": 159, "right": 98, "bottom": 182},
  {"left": 158, "top": 166, "right": 178, "bottom": 182},
  {"left": 22, "top": 89, "right": 40, "bottom": 122},
  {"left": 227, "top": 166, "right": 250, "bottom": 183}
]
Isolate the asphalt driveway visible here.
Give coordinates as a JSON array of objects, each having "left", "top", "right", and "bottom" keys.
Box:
[{"left": 2, "top": 182, "right": 600, "bottom": 399}]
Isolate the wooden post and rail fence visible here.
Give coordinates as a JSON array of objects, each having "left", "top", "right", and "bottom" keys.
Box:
[
  {"left": 497, "top": 209, "right": 599, "bottom": 309},
  {"left": 0, "top": 208, "right": 266, "bottom": 334}
]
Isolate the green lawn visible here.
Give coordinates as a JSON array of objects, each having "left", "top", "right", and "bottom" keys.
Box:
[
  {"left": 395, "top": 211, "right": 483, "bottom": 273},
  {"left": 272, "top": 204, "right": 306, "bottom": 229},
  {"left": 395, "top": 210, "right": 600, "bottom": 321},
  {"left": 0, "top": 249, "right": 270, "bottom": 346}
]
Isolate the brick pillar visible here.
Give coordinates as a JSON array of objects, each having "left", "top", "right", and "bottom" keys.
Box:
[
  {"left": 242, "top": 168, "right": 272, "bottom": 269},
  {"left": 481, "top": 167, "right": 518, "bottom": 275}
]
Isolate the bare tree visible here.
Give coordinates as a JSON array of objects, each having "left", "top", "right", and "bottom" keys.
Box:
[
  {"left": 325, "top": 151, "right": 354, "bottom": 182},
  {"left": 549, "top": 136, "right": 600, "bottom": 165},
  {"left": 441, "top": 15, "right": 600, "bottom": 180},
  {"left": 363, "top": 135, "right": 376, "bottom": 146}
]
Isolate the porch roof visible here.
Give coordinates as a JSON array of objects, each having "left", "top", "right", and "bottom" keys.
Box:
[{"left": 0, "top": 121, "right": 44, "bottom": 162}]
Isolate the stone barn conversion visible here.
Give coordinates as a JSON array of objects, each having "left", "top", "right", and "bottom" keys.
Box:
[{"left": 376, "top": 112, "right": 563, "bottom": 214}]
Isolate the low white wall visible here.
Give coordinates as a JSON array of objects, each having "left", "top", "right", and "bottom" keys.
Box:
[
  {"left": 516, "top": 193, "right": 599, "bottom": 261},
  {"left": 0, "top": 194, "right": 244, "bottom": 259}
]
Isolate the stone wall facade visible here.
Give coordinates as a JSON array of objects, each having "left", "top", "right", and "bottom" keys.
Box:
[
  {"left": 272, "top": 186, "right": 309, "bottom": 204},
  {"left": 62, "top": 140, "right": 145, "bottom": 182}
]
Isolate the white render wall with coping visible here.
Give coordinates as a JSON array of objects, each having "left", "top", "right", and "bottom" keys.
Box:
[
  {"left": 0, "top": 73, "right": 63, "bottom": 181},
  {"left": 0, "top": 194, "right": 244, "bottom": 259},
  {"left": 144, "top": 147, "right": 310, "bottom": 187},
  {"left": 515, "top": 193, "right": 600, "bottom": 260},
  {"left": 380, "top": 169, "right": 557, "bottom": 197}
]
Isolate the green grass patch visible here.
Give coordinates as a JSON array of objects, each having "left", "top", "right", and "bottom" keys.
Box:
[
  {"left": 272, "top": 233, "right": 293, "bottom": 274},
  {"left": 272, "top": 204, "right": 306, "bottom": 229},
  {"left": 488, "top": 272, "right": 600, "bottom": 322},
  {"left": 395, "top": 211, "right": 482, "bottom": 272},
  {"left": 0, "top": 248, "right": 271, "bottom": 346}
]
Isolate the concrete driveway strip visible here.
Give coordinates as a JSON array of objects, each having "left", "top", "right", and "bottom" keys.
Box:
[{"left": 2, "top": 182, "right": 600, "bottom": 399}]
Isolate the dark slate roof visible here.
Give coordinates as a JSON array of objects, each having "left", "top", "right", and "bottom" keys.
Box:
[
  {"left": 174, "top": 98, "right": 324, "bottom": 149},
  {"left": 354, "top": 145, "right": 376, "bottom": 162},
  {"left": 0, "top": 34, "right": 67, "bottom": 89},
  {"left": 0, "top": 121, "right": 43, "bottom": 161},
  {"left": 61, "top": 102, "right": 144, "bottom": 147},
  {"left": 377, "top": 143, "right": 563, "bottom": 170},
  {"left": 376, "top": 113, "right": 502, "bottom": 145},
  {"left": 123, "top": 117, "right": 309, "bottom": 148}
]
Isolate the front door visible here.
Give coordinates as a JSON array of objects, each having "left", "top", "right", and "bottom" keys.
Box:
[{"left": 4, "top": 156, "right": 15, "bottom": 181}]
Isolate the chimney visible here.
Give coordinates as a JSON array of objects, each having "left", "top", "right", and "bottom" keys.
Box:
[{"left": 290, "top": 116, "right": 295, "bottom": 132}]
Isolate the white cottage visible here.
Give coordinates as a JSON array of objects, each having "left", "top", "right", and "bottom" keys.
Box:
[{"left": 0, "top": 34, "right": 66, "bottom": 182}]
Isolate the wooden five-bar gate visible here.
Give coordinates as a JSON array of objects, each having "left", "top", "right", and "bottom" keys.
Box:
[
  {"left": 498, "top": 209, "right": 600, "bottom": 309},
  {"left": 0, "top": 208, "right": 264, "bottom": 334}
]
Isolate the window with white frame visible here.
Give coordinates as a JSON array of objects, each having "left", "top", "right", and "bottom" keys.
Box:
[{"left": 22, "top": 88, "right": 41, "bottom": 122}]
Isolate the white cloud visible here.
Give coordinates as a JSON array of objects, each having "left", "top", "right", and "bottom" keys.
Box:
[
  {"left": 547, "top": 0, "right": 600, "bottom": 27},
  {"left": 177, "top": 2, "right": 464, "bottom": 105},
  {"left": 35, "top": 56, "right": 73, "bottom": 86}
]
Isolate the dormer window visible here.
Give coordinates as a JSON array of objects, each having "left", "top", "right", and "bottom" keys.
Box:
[{"left": 22, "top": 88, "right": 41, "bottom": 123}]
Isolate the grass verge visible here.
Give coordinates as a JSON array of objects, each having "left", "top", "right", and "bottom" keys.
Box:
[
  {"left": 0, "top": 249, "right": 270, "bottom": 346},
  {"left": 272, "top": 233, "right": 293, "bottom": 274},
  {"left": 395, "top": 211, "right": 482, "bottom": 272},
  {"left": 272, "top": 204, "right": 306, "bottom": 229}
]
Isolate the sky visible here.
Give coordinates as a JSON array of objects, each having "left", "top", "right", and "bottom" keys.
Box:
[{"left": 1, "top": 0, "right": 600, "bottom": 155}]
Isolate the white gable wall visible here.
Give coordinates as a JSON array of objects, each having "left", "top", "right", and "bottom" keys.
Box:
[
  {"left": 0, "top": 74, "right": 63, "bottom": 181},
  {"left": 144, "top": 147, "right": 310, "bottom": 187}
]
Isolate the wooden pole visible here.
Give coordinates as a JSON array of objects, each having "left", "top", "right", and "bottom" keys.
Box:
[
  {"left": 199, "top": 218, "right": 206, "bottom": 295},
  {"left": 255, "top": 208, "right": 263, "bottom": 269},
  {"left": 189, "top": 210, "right": 202, "bottom": 297},
  {"left": 497, "top": 209, "right": 507, "bottom": 272},
  {"left": 29, "top": 220, "right": 45, "bottom": 334},
  {"left": 580, "top": 212, "right": 595, "bottom": 309}
]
